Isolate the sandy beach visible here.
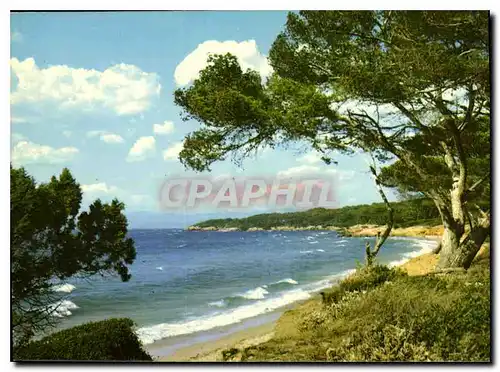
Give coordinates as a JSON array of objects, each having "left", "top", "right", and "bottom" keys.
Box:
[
  {"left": 157, "top": 321, "right": 276, "bottom": 361},
  {"left": 154, "top": 234, "right": 449, "bottom": 362}
]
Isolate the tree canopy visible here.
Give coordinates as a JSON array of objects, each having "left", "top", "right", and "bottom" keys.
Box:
[
  {"left": 11, "top": 166, "right": 136, "bottom": 344},
  {"left": 174, "top": 11, "right": 490, "bottom": 269}
]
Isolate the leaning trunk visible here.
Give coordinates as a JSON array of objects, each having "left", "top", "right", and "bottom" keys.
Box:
[
  {"left": 436, "top": 223, "right": 461, "bottom": 268},
  {"left": 437, "top": 213, "right": 490, "bottom": 269}
]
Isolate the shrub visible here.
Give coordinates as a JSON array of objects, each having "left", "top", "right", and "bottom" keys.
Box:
[
  {"left": 240, "top": 261, "right": 490, "bottom": 362},
  {"left": 321, "top": 264, "right": 406, "bottom": 305},
  {"left": 13, "top": 318, "right": 152, "bottom": 361}
]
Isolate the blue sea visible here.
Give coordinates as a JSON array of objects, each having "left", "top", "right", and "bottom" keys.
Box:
[{"left": 51, "top": 229, "right": 437, "bottom": 353}]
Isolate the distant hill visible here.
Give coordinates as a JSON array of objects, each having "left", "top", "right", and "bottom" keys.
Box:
[{"left": 190, "top": 199, "right": 443, "bottom": 231}]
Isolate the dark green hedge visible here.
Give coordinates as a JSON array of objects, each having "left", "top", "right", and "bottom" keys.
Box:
[{"left": 13, "top": 318, "right": 152, "bottom": 361}]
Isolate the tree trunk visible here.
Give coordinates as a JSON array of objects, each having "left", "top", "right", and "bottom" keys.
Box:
[
  {"left": 437, "top": 212, "right": 490, "bottom": 269},
  {"left": 432, "top": 240, "right": 442, "bottom": 254},
  {"left": 436, "top": 223, "right": 461, "bottom": 268}
]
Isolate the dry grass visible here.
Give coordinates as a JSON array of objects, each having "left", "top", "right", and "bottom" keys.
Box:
[{"left": 221, "top": 243, "right": 490, "bottom": 362}]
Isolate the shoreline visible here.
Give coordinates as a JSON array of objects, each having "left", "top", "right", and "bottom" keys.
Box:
[
  {"left": 186, "top": 224, "right": 444, "bottom": 238},
  {"left": 153, "top": 235, "right": 441, "bottom": 362}
]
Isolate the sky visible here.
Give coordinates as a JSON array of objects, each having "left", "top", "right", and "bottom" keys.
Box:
[{"left": 10, "top": 11, "right": 399, "bottom": 227}]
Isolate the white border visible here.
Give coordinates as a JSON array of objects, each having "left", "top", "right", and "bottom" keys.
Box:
[{"left": 2, "top": 3, "right": 498, "bottom": 372}]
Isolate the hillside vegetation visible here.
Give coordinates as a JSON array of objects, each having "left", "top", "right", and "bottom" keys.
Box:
[
  {"left": 221, "top": 247, "right": 491, "bottom": 362},
  {"left": 192, "top": 198, "right": 441, "bottom": 230}
]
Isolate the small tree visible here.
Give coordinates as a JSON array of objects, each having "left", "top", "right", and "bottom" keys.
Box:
[{"left": 11, "top": 166, "right": 136, "bottom": 344}]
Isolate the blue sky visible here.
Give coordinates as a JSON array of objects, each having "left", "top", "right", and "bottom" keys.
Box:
[{"left": 10, "top": 11, "right": 398, "bottom": 227}]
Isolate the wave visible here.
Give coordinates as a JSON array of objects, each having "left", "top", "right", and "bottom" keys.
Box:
[
  {"left": 136, "top": 267, "right": 360, "bottom": 345},
  {"left": 275, "top": 278, "right": 298, "bottom": 285},
  {"left": 47, "top": 300, "right": 79, "bottom": 318},
  {"left": 306, "top": 236, "right": 315, "bottom": 241},
  {"left": 156, "top": 267, "right": 163, "bottom": 271},
  {"left": 52, "top": 283, "right": 76, "bottom": 293},
  {"left": 302, "top": 269, "right": 357, "bottom": 293},
  {"left": 308, "top": 241, "right": 319, "bottom": 244},
  {"left": 388, "top": 239, "right": 438, "bottom": 268},
  {"left": 300, "top": 250, "right": 314, "bottom": 254},
  {"left": 136, "top": 289, "right": 312, "bottom": 345},
  {"left": 316, "top": 249, "right": 325, "bottom": 252},
  {"left": 240, "top": 286, "right": 269, "bottom": 300},
  {"left": 177, "top": 243, "right": 187, "bottom": 248},
  {"left": 208, "top": 300, "right": 226, "bottom": 308},
  {"left": 336, "top": 239, "right": 348, "bottom": 243}
]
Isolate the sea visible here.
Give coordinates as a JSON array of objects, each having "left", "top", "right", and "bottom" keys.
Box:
[{"left": 50, "top": 229, "right": 437, "bottom": 356}]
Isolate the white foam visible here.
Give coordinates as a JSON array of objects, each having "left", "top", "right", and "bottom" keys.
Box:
[
  {"left": 316, "top": 249, "right": 325, "bottom": 252},
  {"left": 306, "top": 236, "right": 315, "bottom": 241},
  {"left": 274, "top": 278, "right": 298, "bottom": 285},
  {"left": 52, "top": 283, "right": 76, "bottom": 293},
  {"left": 156, "top": 267, "right": 163, "bottom": 271},
  {"left": 308, "top": 241, "right": 319, "bottom": 245},
  {"left": 388, "top": 239, "right": 438, "bottom": 268},
  {"left": 136, "top": 268, "right": 358, "bottom": 345},
  {"left": 303, "top": 269, "right": 357, "bottom": 293},
  {"left": 136, "top": 288, "right": 312, "bottom": 345},
  {"left": 300, "top": 250, "right": 314, "bottom": 254},
  {"left": 336, "top": 239, "right": 348, "bottom": 243},
  {"left": 240, "top": 286, "right": 269, "bottom": 300},
  {"left": 47, "top": 300, "right": 79, "bottom": 318},
  {"left": 208, "top": 300, "right": 226, "bottom": 308}
]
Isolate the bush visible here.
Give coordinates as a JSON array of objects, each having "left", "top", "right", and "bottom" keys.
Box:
[
  {"left": 13, "top": 318, "right": 152, "bottom": 361},
  {"left": 321, "top": 264, "right": 407, "bottom": 305},
  {"left": 240, "top": 261, "right": 490, "bottom": 362}
]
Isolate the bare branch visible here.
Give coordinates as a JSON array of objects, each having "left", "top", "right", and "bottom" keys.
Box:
[
  {"left": 365, "top": 152, "right": 394, "bottom": 265},
  {"left": 466, "top": 172, "right": 490, "bottom": 195}
]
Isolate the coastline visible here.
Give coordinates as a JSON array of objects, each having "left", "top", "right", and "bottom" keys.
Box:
[
  {"left": 154, "top": 233, "right": 443, "bottom": 362},
  {"left": 186, "top": 224, "right": 444, "bottom": 238}
]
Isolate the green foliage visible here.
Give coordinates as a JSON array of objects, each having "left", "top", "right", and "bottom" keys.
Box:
[
  {"left": 321, "top": 264, "right": 407, "bottom": 305},
  {"left": 13, "top": 318, "right": 152, "bottom": 361},
  {"left": 174, "top": 11, "right": 490, "bottom": 269},
  {"left": 237, "top": 260, "right": 490, "bottom": 362},
  {"left": 11, "top": 166, "right": 136, "bottom": 344},
  {"left": 193, "top": 198, "right": 441, "bottom": 230}
]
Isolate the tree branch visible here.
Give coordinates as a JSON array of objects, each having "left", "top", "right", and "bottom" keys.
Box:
[
  {"left": 466, "top": 172, "right": 490, "bottom": 195},
  {"left": 365, "top": 153, "right": 394, "bottom": 265}
]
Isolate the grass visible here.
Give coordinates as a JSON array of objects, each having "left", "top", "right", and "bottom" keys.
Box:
[{"left": 222, "top": 247, "right": 490, "bottom": 362}]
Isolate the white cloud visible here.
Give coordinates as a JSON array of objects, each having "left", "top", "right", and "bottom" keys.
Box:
[
  {"left": 11, "top": 31, "right": 23, "bottom": 43},
  {"left": 174, "top": 39, "right": 272, "bottom": 86},
  {"left": 101, "top": 133, "right": 124, "bottom": 144},
  {"left": 129, "top": 194, "right": 151, "bottom": 204},
  {"left": 127, "top": 136, "right": 156, "bottom": 162},
  {"left": 12, "top": 141, "right": 78, "bottom": 165},
  {"left": 163, "top": 142, "right": 184, "bottom": 161},
  {"left": 86, "top": 130, "right": 107, "bottom": 138},
  {"left": 153, "top": 120, "right": 175, "bottom": 135},
  {"left": 81, "top": 182, "right": 120, "bottom": 195},
  {"left": 11, "top": 133, "right": 26, "bottom": 144},
  {"left": 278, "top": 165, "right": 322, "bottom": 178},
  {"left": 11, "top": 116, "right": 28, "bottom": 124},
  {"left": 10, "top": 57, "right": 161, "bottom": 115},
  {"left": 87, "top": 130, "right": 124, "bottom": 144},
  {"left": 278, "top": 165, "right": 355, "bottom": 181},
  {"left": 297, "top": 152, "right": 323, "bottom": 165}
]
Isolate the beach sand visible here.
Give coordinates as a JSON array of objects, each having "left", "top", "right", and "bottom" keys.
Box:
[
  {"left": 155, "top": 237, "right": 487, "bottom": 362},
  {"left": 157, "top": 321, "right": 275, "bottom": 361}
]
